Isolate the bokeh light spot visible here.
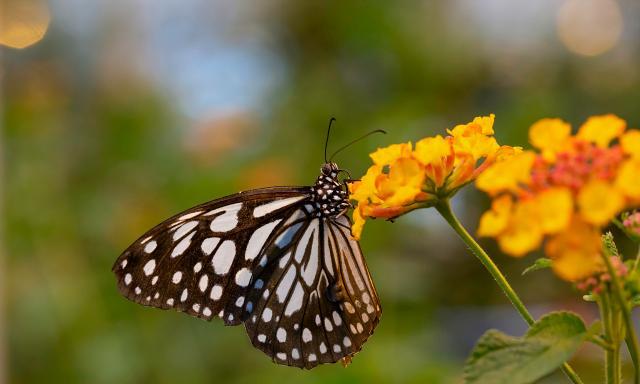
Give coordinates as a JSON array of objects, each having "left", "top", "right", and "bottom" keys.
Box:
[
  {"left": 556, "top": 0, "right": 622, "bottom": 57},
  {"left": 0, "top": 0, "right": 50, "bottom": 49}
]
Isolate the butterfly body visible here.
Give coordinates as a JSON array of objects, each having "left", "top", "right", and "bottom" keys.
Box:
[{"left": 113, "top": 163, "right": 381, "bottom": 369}]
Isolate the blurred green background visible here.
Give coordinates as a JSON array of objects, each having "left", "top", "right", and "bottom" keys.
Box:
[{"left": 2, "top": 0, "right": 640, "bottom": 383}]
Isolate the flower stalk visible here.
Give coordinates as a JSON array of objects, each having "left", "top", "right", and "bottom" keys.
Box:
[
  {"left": 434, "top": 199, "right": 584, "bottom": 384},
  {"left": 602, "top": 241, "right": 640, "bottom": 384}
]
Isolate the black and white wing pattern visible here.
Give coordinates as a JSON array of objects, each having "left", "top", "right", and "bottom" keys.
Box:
[
  {"left": 113, "top": 164, "right": 382, "bottom": 369},
  {"left": 244, "top": 213, "right": 381, "bottom": 368}
]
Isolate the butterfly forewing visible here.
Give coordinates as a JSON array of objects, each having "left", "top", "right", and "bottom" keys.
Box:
[{"left": 113, "top": 188, "right": 310, "bottom": 324}]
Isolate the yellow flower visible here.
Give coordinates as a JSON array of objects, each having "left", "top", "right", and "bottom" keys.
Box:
[
  {"left": 478, "top": 195, "right": 513, "bottom": 237},
  {"left": 370, "top": 142, "right": 413, "bottom": 165},
  {"left": 536, "top": 187, "right": 573, "bottom": 233},
  {"left": 477, "top": 114, "right": 638, "bottom": 282},
  {"left": 375, "top": 157, "right": 426, "bottom": 207},
  {"left": 350, "top": 114, "right": 511, "bottom": 239},
  {"left": 497, "top": 199, "right": 543, "bottom": 256},
  {"left": 616, "top": 159, "right": 640, "bottom": 199},
  {"left": 545, "top": 218, "right": 603, "bottom": 282},
  {"left": 449, "top": 114, "right": 499, "bottom": 160},
  {"left": 476, "top": 151, "right": 535, "bottom": 196},
  {"left": 577, "top": 179, "right": 624, "bottom": 226},
  {"left": 576, "top": 114, "right": 626, "bottom": 148},
  {"left": 528, "top": 118, "right": 572, "bottom": 162},
  {"left": 621, "top": 130, "right": 640, "bottom": 158}
]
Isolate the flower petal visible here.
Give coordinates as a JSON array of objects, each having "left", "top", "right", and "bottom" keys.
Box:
[
  {"left": 545, "top": 218, "right": 603, "bottom": 281},
  {"left": 621, "top": 129, "right": 640, "bottom": 158},
  {"left": 528, "top": 118, "right": 572, "bottom": 162},
  {"left": 478, "top": 194, "right": 512, "bottom": 237},
  {"left": 535, "top": 187, "right": 573, "bottom": 234},
  {"left": 615, "top": 159, "right": 640, "bottom": 199},
  {"left": 577, "top": 114, "right": 626, "bottom": 148},
  {"left": 476, "top": 151, "right": 535, "bottom": 195},
  {"left": 577, "top": 179, "right": 624, "bottom": 226},
  {"left": 370, "top": 142, "right": 412, "bottom": 165}
]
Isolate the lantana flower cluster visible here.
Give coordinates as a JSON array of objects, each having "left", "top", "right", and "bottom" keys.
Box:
[
  {"left": 477, "top": 115, "right": 640, "bottom": 281},
  {"left": 349, "top": 115, "right": 519, "bottom": 239}
]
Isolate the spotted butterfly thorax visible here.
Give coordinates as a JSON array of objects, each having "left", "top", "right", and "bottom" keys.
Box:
[{"left": 113, "top": 162, "right": 382, "bottom": 369}]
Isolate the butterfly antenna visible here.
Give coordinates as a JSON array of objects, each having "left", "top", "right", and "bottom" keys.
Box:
[
  {"left": 324, "top": 117, "right": 337, "bottom": 163},
  {"left": 329, "top": 129, "right": 387, "bottom": 161}
]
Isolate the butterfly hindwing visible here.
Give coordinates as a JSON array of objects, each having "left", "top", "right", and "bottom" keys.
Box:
[
  {"left": 244, "top": 214, "right": 382, "bottom": 369},
  {"left": 112, "top": 187, "right": 311, "bottom": 324}
]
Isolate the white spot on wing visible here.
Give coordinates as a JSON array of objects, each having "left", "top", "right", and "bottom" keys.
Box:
[
  {"left": 171, "top": 231, "right": 196, "bottom": 258},
  {"left": 276, "top": 328, "right": 287, "bottom": 342},
  {"left": 275, "top": 222, "right": 303, "bottom": 249},
  {"left": 300, "top": 222, "right": 319, "bottom": 287},
  {"left": 143, "top": 259, "right": 155, "bottom": 276},
  {"left": 262, "top": 308, "right": 273, "bottom": 322},
  {"left": 180, "top": 288, "right": 188, "bottom": 302},
  {"left": 235, "top": 268, "right": 252, "bottom": 287},
  {"left": 172, "top": 271, "right": 182, "bottom": 284},
  {"left": 193, "top": 262, "right": 202, "bottom": 273},
  {"left": 253, "top": 196, "right": 306, "bottom": 218},
  {"left": 276, "top": 265, "right": 296, "bottom": 303},
  {"left": 207, "top": 203, "right": 242, "bottom": 232},
  {"left": 124, "top": 273, "right": 132, "bottom": 285},
  {"left": 178, "top": 210, "right": 203, "bottom": 221},
  {"left": 292, "top": 348, "right": 300, "bottom": 359},
  {"left": 201, "top": 237, "right": 220, "bottom": 255},
  {"left": 211, "top": 240, "right": 236, "bottom": 275},
  {"left": 324, "top": 317, "right": 333, "bottom": 332},
  {"left": 144, "top": 241, "right": 157, "bottom": 254},
  {"left": 245, "top": 220, "right": 282, "bottom": 261},
  {"left": 343, "top": 336, "right": 352, "bottom": 347},
  {"left": 332, "top": 311, "right": 342, "bottom": 326},
  {"left": 257, "top": 334, "right": 266, "bottom": 342},
  {"left": 210, "top": 285, "right": 223, "bottom": 300},
  {"left": 284, "top": 282, "right": 304, "bottom": 316},
  {"left": 120, "top": 259, "right": 127, "bottom": 268},
  {"left": 198, "top": 275, "right": 208, "bottom": 292},
  {"left": 173, "top": 221, "right": 198, "bottom": 241},
  {"left": 302, "top": 328, "right": 312, "bottom": 342},
  {"left": 235, "top": 296, "right": 244, "bottom": 307}
]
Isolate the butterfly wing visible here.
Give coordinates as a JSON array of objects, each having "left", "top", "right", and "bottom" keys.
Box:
[
  {"left": 244, "top": 214, "right": 382, "bottom": 369},
  {"left": 113, "top": 187, "right": 381, "bottom": 369},
  {"left": 113, "top": 187, "right": 311, "bottom": 325}
]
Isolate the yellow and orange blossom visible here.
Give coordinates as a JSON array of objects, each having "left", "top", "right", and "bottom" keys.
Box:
[
  {"left": 349, "top": 114, "right": 518, "bottom": 239},
  {"left": 477, "top": 114, "right": 640, "bottom": 281}
]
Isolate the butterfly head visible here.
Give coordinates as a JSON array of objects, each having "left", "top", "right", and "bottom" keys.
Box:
[{"left": 313, "top": 163, "right": 351, "bottom": 217}]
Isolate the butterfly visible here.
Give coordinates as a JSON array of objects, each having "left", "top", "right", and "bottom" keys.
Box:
[{"left": 112, "top": 120, "right": 383, "bottom": 369}]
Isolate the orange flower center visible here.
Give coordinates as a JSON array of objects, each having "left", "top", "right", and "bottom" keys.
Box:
[{"left": 530, "top": 141, "right": 624, "bottom": 194}]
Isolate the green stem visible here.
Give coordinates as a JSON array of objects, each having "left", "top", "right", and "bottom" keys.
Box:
[
  {"left": 602, "top": 249, "right": 640, "bottom": 384},
  {"left": 435, "top": 199, "right": 584, "bottom": 384},
  {"left": 601, "top": 293, "right": 621, "bottom": 384}
]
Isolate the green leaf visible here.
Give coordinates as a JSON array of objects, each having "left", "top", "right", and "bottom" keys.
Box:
[
  {"left": 522, "top": 258, "right": 552, "bottom": 276},
  {"left": 464, "top": 312, "right": 588, "bottom": 384}
]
